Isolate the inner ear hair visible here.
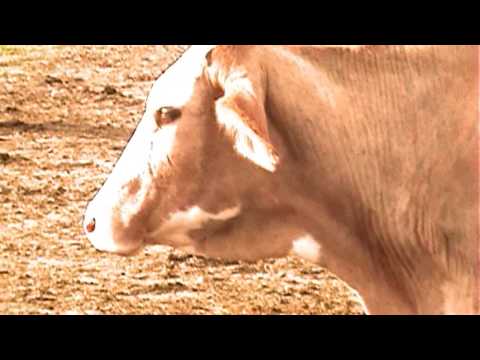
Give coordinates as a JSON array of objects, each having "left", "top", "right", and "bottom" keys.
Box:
[{"left": 215, "top": 72, "right": 279, "bottom": 172}]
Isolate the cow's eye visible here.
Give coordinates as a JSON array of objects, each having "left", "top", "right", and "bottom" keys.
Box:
[{"left": 155, "top": 107, "right": 182, "bottom": 127}]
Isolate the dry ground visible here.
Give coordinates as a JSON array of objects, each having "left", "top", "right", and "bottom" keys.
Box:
[{"left": 0, "top": 45, "right": 364, "bottom": 315}]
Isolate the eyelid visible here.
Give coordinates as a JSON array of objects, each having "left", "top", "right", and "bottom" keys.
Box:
[{"left": 155, "top": 106, "right": 182, "bottom": 127}]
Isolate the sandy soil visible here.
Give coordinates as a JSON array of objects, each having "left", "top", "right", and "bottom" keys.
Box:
[{"left": 0, "top": 45, "right": 364, "bottom": 315}]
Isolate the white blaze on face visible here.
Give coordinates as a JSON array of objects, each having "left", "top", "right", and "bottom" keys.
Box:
[
  {"left": 84, "top": 198, "right": 144, "bottom": 255},
  {"left": 149, "top": 122, "right": 178, "bottom": 171},
  {"left": 84, "top": 46, "right": 219, "bottom": 255},
  {"left": 83, "top": 202, "right": 119, "bottom": 253},
  {"left": 145, "top": 45, "right": 217, "bottom": 113},
  {"left": 147, "top": 206, "right": 241, "bottom": 247},
  {"left": 290, "top": 234, "right": 322, "bottom": 263}
]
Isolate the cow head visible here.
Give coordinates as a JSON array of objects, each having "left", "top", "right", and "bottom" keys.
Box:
[{"left": 83, "top": 46, "right": 291, "bottom": 260}]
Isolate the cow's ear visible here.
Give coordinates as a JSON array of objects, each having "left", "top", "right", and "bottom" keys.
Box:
[{"left": 215, "top": 75, "right": 279, "bottom": 172}]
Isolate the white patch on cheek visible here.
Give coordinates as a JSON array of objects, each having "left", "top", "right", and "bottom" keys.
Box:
[
  {"left": 290, "top": 234, "right": 322, "bottom": 263},
  {"left": 150, "top": 124, "right": 178, "bottom": 168},
  {"left": 147, "top": 206, "right": 241, "bottom": 247}
]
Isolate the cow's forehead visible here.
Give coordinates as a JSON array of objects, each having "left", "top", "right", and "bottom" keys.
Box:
[{"left": 146, "top": 45, "right": 217, "bottom": 111}]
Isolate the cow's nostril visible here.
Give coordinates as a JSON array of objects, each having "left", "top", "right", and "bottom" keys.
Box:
[{"left": 86, "top": 218, "right": 96, "bottom": 233}]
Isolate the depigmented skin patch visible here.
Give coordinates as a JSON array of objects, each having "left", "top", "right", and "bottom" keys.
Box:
[
  {"left": 290, "top": 234, "right": 322, "bottom": 263},
  {"left": 146, "top": 205, "right": 242, "bottom": 247}
]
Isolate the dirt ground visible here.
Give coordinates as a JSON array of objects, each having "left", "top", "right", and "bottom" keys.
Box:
[{"left": 0, "top": 45, "right": 364, "bottom": 315}]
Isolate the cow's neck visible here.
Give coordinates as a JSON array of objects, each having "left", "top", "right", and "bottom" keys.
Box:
[{"left": 264, "top": 45, "right": 479, "bottom": 314}]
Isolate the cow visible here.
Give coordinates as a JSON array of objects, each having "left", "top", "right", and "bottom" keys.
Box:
[{"left": 83, "top": 45, "right": 479, "bottom": 315}]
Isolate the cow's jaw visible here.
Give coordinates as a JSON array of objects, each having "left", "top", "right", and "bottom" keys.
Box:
[{"left": 145, "top": 205, "right": 242, "bottom": 250}]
